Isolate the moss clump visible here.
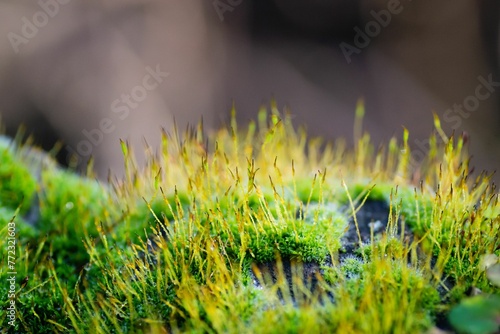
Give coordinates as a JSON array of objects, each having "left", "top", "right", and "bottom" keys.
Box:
[
  {"left": 0, "top": 105, "right": 499, "bottom": 333},
  {"left": 35, "top": 169, "right": 118, "bottom": 286},
  {"left": 111, "top": 194, "right": 189, "bottom": 246},
  {"left": 0, "top": 208, "right": 36, "bottom": 242},
  {"left": 339, "top": 182, "right": 392, "bottom": 204},
  {"left": 38, "top": 169, "right": 113, "bottom": 236},
  {"left": 294, "top": 177, "right": 327, "bottom": 203},
  {"left": 0, "top": 144, "right": 37, "bottom": 213}
]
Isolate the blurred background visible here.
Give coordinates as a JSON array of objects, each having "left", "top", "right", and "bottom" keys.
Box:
[{"left": 0, "top": 0, "right": 499, "bottom": 181}]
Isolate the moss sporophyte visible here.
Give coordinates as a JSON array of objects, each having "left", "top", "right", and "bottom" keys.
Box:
[{"left": 0, "top": 102, "right": 499, "bottom": 333}]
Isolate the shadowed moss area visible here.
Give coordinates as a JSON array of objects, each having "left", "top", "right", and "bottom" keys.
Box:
[{"left": 0, "top": 105, "right": 499, "bottom": 333}]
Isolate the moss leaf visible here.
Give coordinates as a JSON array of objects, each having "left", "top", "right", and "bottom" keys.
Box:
[{"left": 449, "top": 295, "right": 500, "bottom": 334}]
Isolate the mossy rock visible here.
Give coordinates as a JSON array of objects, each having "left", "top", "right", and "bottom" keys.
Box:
[{"left": 0, "top": 109, "right": 498, "bottom": 333}]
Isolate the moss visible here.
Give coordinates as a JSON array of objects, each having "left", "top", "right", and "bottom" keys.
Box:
[
  {"left": 394, "top": 187, "right": 434, "bottom": 235},
  {"left": 0, "top": 278, "right": 70, "bottom": 333},
  {"left": 248, "top": 220, "right": 335, "bottom": 263},
  {"left": 32, "top": 168, "right": 117, "bottom": 291},
  {"left": 259, "top": 210, "right": 344, "bottom": 263},
  {"left": 340, "top": 182, "right": 393, "bottom": 204},
  {"left": 294, "top": 178, "right": 325, "bottom": 203},
  {"left": 339, "top": 181, "right": 435, "bottom": 237},
  {"left": 325, "top": 255, "right": 440, "bottom": 333},
  {"left": 341, "top": 255, "right": 364, "bottom": 279},
  {"left": 0, "top": 109, "right": 498, "bottom": 333},
  {"left": 0, "top": 145, "right": 37, "bottom": 213},
  {"left": 354, "top": 242, "right": 372, "bottom": 259},
  {"left": 112, "top": 194, "right": 189, "bottom": 246},
  {"left": 0, "top": 207, "right": 37, "bottom": 242},
  {"left": 38, "top": 169, "right": 113, "bottom": 234},
  {"left": 215, "top": 197, "right": 346, "bottom": 264}
]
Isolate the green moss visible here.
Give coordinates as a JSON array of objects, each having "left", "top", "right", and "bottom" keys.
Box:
[
  {"left": 245, "top": 192, "right": 275, "bottom": 212},
  {"left": 34, "top": 169, "right": 117, "bottom": 289},
  {"left": 394, "top": 187, "right": 434, "bottom": 235},
  {"left": 324, "top": 254, "right": 440, "bottom": 333},
  {"left": 340, "top": 182, "right": 393, "bottom": 204},
  {"left": 0, "top": 110, "right": 498, "bottom": 333},
  {"left": 0, "top": 207, "right": 37, "bottom": 242},
  {"left": 341, "top": 255, "right": 364, "bottom": 278},
  {"left": 295, "top": 178, "right": 325, "bottom": 203},
  {"left": 0, "top": 146, "right": 37, "bottom": 213},
  {"left": 0, "top": 275, "right": 70, "bottom": 333},
  {"left": 113, "top": 194, "right": 189, "bottom": 245},
  {"left": 339, "top": 181, "right": 435, "bottom": 237},
  {"left": 248, "top": 219, "right": 336, "bottom": 263},
  {"left": 219, "top": 198, "right": 346, "bottom": 264},
  {"left": 38, "top": 169, "right": 113, "bottom": 235}
]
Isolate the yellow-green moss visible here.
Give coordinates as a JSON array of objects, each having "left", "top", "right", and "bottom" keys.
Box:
[{"left": 0, "top": 107, "right": 499, "bottom": 333}]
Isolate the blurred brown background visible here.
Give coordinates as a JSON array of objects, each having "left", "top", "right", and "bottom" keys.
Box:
[{"left": 0, "top": 0, "right": 499, "bottom": 181}]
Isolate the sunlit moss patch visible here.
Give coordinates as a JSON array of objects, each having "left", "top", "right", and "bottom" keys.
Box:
[{"left": 0, "top": 104, "right": 498, "bottom": 333}]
